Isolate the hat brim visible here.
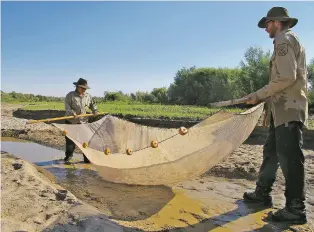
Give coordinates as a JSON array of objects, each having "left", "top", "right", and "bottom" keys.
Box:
[
  {"left": 73, "top": 82, "right": 90, "bottom": 89},
  {"left": 258, "top": 17, "right": 298, "bottom": 28}
]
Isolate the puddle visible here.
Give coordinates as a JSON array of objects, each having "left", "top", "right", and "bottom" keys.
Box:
[
  {"left": 1, "top": 137, "right": 94, "bottom": 182},
  {"left": 1, "top": 137, "right": 83, "bottom": 163},
  {"left": 0, "top": 138, "right": 178, "bottom": 222}
]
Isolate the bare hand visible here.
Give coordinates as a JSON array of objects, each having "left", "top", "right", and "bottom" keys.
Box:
[
  {"left": 245, "top": 93, "right": 258, "bottom": 105},
  {"left": 73, "top": 113, "right": 78, "bottom": 119}
]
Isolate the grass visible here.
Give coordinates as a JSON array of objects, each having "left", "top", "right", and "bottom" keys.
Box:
[
  {"left": 308, "top": 118, "right": 314, "bottom": 129},
  {"left": 4, "top": 100, "right": 313, "bottom": 128},
  {"left": 6, "top": 101, "right": 244, "bottom": 120}
]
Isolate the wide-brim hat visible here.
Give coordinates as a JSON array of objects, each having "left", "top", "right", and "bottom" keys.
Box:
[
  {"left": 73, "top": 78, "right": 90, "bottom": 89},
  {"left": 258, "top": 7, "right": 298, "bottom": 28}
]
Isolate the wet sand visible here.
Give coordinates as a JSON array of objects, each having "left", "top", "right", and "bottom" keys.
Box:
[{"left": 1, "top": 139, "right": 314, "bottom": 231}]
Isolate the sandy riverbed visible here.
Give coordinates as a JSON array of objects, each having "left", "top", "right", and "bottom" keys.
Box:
[
  {"left": 1, "top": 153, "right": 126, "bottom": 232},
  {"left": 1, "top": 103, "right": 314, "bottom": 231},
  {"left": 2, "top": 151, "right": 314, "bottom": 231}
]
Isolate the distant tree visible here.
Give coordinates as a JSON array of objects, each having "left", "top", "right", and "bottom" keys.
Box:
[
  {"left": 151, "top": 87, "right": 168, "bottom": 103},
  {"left": 167, "top": 67, "right": 234, "bottom": 105},
  {"left": 104, "top": 91, "right": 131, "bottom": 102},
  {"left": 307, "top": 58, "right": 314, "bottom": 89},
  {"left": 235, "top": 47, "right": 271, "bottom": 96}
]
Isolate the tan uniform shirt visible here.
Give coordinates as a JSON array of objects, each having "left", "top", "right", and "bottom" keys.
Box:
[
  {"left": 65, "top": 90, "right": 98, "bottom": 124},
  {"left": 255, "top": 29, "right": 308, "bottom": 128}
]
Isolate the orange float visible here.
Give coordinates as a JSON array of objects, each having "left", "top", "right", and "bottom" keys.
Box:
[
  {"left": 151, "top": 140, "right": 158, "bottom": 148},
  {"left": 104, "top": 148, "right": 110, "bottom": 155},
  {"left": 178, "top": 127, "right": 188, "bottom": 135},
  {"left": 126, "top": 148, "right": 133, "bottom": 155}
]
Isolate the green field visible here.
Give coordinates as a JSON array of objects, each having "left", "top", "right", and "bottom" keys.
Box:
[
  {"left": 3, "top": 100, "right": 314, "bottom": 129},
  {"left": 8, "top": 101, "right": 244, "bottom": 120}
]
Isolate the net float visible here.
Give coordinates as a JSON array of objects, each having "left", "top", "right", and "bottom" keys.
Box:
[
  {"left": 151, "top": 140, "right": 158, "bottom": 148},
  {"left": 126, "top": 148, "right": 133, "bottom": 155},
  {"left": 179, "top": 127, "right": 188, "bottom": 135},
  {"left": 83, "top": 142, "right": 88, "bottom": 148},
  {"left": 104, "top": 148, "right": 110, "bottom": 155}
]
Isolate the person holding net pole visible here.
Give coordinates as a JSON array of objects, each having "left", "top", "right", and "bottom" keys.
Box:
[
  {"left": 64, "top": 78, "right": 99, "bottom": 163},
  {"left": 240, "top": 7, "right": 309, "bottom": 224}
]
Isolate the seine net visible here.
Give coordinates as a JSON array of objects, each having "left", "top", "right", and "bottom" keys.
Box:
[{"left": 52, "top": 103, "right": 264, "bottom": 185}]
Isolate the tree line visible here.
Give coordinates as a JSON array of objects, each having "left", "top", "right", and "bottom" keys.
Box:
[
  {"left": 2, "top": 46, "right": 314, "bottom": 107},
  {"left": 1, "top": 91, "right": 65, "bottom": 102}
]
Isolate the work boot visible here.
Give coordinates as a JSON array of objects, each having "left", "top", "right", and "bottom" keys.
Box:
[
  {"left": 271, "top": 207, "right": 307, "bottom": 224},
  {"left": 64, "top": 154, "right": 73, "bottom": 162},
  {"left": 243, "top": 186, "right": 273, "bottom": 207}
]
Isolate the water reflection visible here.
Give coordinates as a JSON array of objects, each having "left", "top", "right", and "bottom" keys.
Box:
[{"left": 1, "top": 138, "right": 82, "bottom": 163}]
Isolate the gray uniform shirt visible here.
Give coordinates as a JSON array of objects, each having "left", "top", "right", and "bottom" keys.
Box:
[{"left": 65, "top": 90, "right": 98, "bottom": 124}]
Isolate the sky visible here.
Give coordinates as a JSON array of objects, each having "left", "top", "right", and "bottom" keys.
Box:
[{"left": 1, "top": 1, "right": 314, "bottom": 97}]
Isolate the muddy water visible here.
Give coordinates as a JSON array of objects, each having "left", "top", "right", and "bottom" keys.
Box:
[
  {"left": 0, "top": 138, "right": 176, "bottom": 218},
  {"left": 1, "top": 138, "right": 313, "bottom": 231},
  {"left": 1, "top": 137, "right": 83, "bottom": 163}
]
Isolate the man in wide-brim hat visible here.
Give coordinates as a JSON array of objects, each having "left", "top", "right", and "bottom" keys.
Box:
[
  {"left": 64, "top": 78, "right": 98, "bottom": 163},
  {"left": 243, "top": 7, "right": 308, "bottom": 224},
  {"left": 257, "top": 6, "right": 298, "bottom": 30},
  {"left": 73, "top": 78, "right": 90, "bottom": 89}
]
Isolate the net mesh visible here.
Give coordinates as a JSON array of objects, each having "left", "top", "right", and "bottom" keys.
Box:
[{"left": 52, "top": 103, "right": 264, "bottom": 185}]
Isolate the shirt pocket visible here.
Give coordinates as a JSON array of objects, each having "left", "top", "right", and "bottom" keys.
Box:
[{"left": 72, "top": 97, "right": 82, "bottom": 109}]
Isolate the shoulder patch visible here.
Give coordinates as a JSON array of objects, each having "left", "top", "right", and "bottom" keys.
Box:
[{"left": 277, "top": 43, "right": 288, "bottom": 56}]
